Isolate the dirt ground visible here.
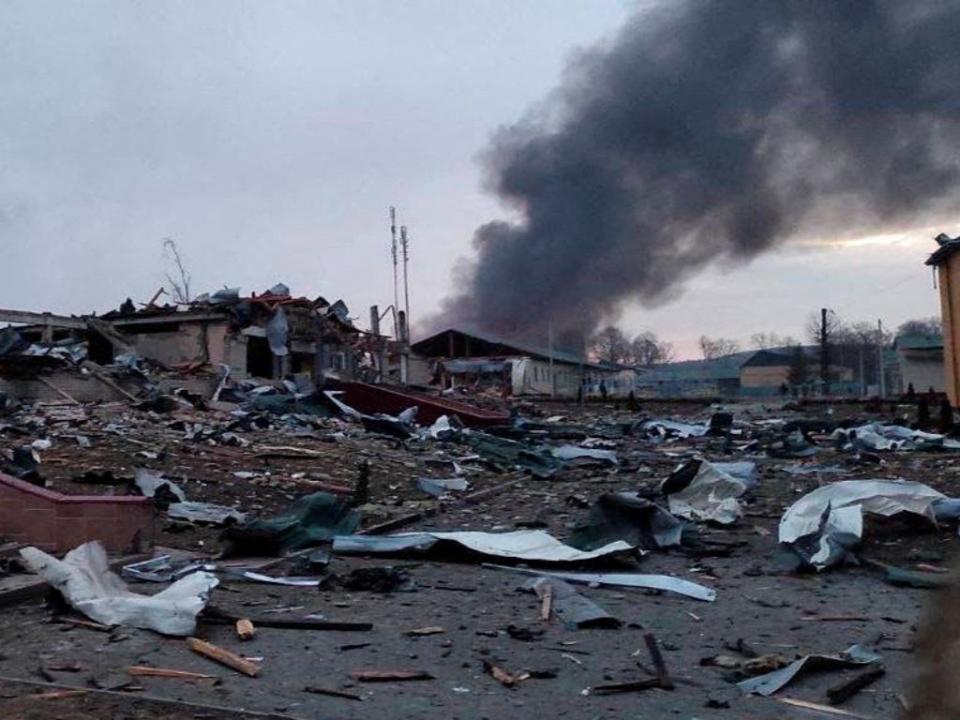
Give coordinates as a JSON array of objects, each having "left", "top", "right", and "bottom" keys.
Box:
[{"left": 0, "top": 396, "right": 956, "bottom": 719}]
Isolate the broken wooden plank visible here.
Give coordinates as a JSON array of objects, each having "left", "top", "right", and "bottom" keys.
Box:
[
  {"left": 643, "top": 632, "right": 674, "bottom": 690},
  {"left": 303, "top": 686, "right": 363, "bottom": 701},
  {"left": 590, "top": 678, "right": 661, "bottom": 695},
  {"left": 406, "top": 626, "right": 444, "bottom": 637},
  {"left": 127, "top": 666, "right": 216, "bottom": 681},
  {"left": 826, "top": 666, "right": 886, "bottom": 705},
  {"left": 186, "top": 637, "right": 260, "bottom": 677},
  {"left": 28, "top": 689, "right": 88, "bottom": 700},
  {"left": 540, "top": 583, "right": 553, "bottom": 622},
  {"left": 350, "top": 670, "right": 433, "bottom": 682},
  {"left": 483, "top": 660, "right": 517, "bottom": 688},
  {"left": 56, "top": 617, "right": 114, "bottom": 633},
  {"left": 236, "top": 619, "right": 256, "bottom": 641},
  {"left": 779, "top": 697, "right": 873, "bottom": 719}
]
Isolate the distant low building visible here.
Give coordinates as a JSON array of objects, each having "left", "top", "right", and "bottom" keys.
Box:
[
  {"left": 635, "top": 352, "right": 754, "bottom": 398},
  {"left": 894, "top": 333, "right": 945, "bottom": 394},
  {"left": 411, "top": 328, "right": 633, "bottom": 399},
  {"left": 637, "top": 346, "right": 856, "bottom": 399}
]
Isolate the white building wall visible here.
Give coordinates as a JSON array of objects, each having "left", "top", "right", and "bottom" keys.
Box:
[{"left": 900, "top": 355, "right": 946, "bottom": 393}]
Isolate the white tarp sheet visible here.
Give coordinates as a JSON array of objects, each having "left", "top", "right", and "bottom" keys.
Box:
[
  {"left": 334, "top": 530, "right": 633, "bottom": 564},
  {"left": 834, "top": 423, "right": 946, "bottom": 451},
  {"left": 779, "top": 479, "right": 945, "bottom": 569},
  {"left": 20, "top": 541, "right": 218, "bottom": 636}
]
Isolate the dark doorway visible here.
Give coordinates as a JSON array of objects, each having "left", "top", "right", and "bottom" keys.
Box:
[{"left": 246, "top": 337, "right": 273, "bottom": 378}]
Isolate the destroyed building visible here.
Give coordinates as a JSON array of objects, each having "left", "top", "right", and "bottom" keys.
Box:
[
  {"left": 411, "top": 328, "right": 635, "bottom": 399},
  {"left": 0, "top": 285, "right": 388, "bottom": 403}
]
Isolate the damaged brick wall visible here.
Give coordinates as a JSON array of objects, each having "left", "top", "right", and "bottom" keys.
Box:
[
  {"left": 0, "top": 473, "right": 154, "bottom": 554},
  {"left": 0, "top": 372, "right": 130, "bottom": 404}
]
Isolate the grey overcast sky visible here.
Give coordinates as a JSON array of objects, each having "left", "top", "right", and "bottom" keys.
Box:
[{"left": 0, "top": 1, "right": 954, "bottom": 358}]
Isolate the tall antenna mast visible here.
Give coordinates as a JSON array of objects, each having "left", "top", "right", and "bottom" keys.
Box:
[
  {"left": 389, "top": 206, "right": 399, "bottom": 337},
  {"left": 401, "top": 224, "right": 410, "bottom": 332}
]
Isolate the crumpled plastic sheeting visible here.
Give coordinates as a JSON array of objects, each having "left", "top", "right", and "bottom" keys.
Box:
[
  {"left": 550, "top": 445, "right": 619, "bottom": 466},
  {"left": 416, "top": 477, "right": 470, "bottom": 497},
  {"left": 323, "top": 390, "right": 364, "bottom": 420},
  {"left": 463, "top": 432, "right": 561, "bottom": 479},
  {"left": 221, "top": 492, "right": 361, "bottom": 557},
  {"left": 20, "top": 542, "right": 218, "bottom": 636},
  {"left": 134, "top": 467, "right": 186, "bottom": 504},
  {"left": 738, "top": 644, "right": 880, "bottom": 696},
  {"left": 333, "top": 530, "right": 633, "bottom": 564},
  {"left": 568, "top": 492, "right": 684, "bottom": 550},
  {"left": 833, "top": 423, "right": 947, "bottom": 451},
  {"left": 421, "top": 415, "right": 463, "bottom": 441},
  {"left": 167, "top": 501, "right": 246, "bottom": 526},
  {"left": 663, "top": 460, "right": 756, "bottom": 525},
  {"left": 779, "top": 479, "right": 945, "bottom": 569},
  {"left": 266, "top": 307, "right": 289, "bottom": 357},
  {"left": 640, "top": 419, "right": 709, "bottom": 438}
]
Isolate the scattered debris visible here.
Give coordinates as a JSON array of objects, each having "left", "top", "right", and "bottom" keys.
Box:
[{"left": 738, "top": 645, "right": 881, "bottom": 696}]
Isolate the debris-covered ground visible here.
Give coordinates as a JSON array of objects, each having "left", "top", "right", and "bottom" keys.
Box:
[{"left": 2, "top": 393, "right": 958, "bottom": 719}]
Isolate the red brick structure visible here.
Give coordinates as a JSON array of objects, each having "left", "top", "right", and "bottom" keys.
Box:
[{"left": 0, "top": 473, "right": 154, "bottom": 554}]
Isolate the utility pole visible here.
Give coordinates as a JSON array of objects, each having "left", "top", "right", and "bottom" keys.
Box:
[
  {"left": 857, "top": 343, "right": 867, "bottom": 398},
  {"left": 401, "top": 225, "right": 410, "bottom": 330},
  {"left": 877, "top": 319, "right": 886, "bottom": 398},
  {"left": 820, "top": 307, "right": 830, "bottom": 396},
  {"left": 389, "top": 206, "right": 399, "bottom": 338}
]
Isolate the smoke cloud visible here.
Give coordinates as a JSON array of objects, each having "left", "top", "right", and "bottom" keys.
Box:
[{"left": 433, "top": 0, "right": 960, "bottom": 345}]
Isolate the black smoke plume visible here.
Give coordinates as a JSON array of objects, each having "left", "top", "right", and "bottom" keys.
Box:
[{"left": 432, "top": 0, "right": 960, "bottom": 345}]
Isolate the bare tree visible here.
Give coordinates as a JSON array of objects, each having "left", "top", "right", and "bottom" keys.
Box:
[
  {"left": 805, "top": 310, "right": 845, "bottom": 348},
  {"left": 589, "top": 326, "right": 631, "bottom": 364},
  {"left": 162, "top": 238, "right": 192, "bottom": 304},
  {"left": 750, "top": 331, "right": 797, "bottom": 349},
  {"left": 630, "top": 331, "right": 675, "bottom": 367},
  {"left": 897, "top": 317, "right": 942, "bottom": 337},
  {"left": 699, "top": 335, "right": 740, "bottom": 360}
]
